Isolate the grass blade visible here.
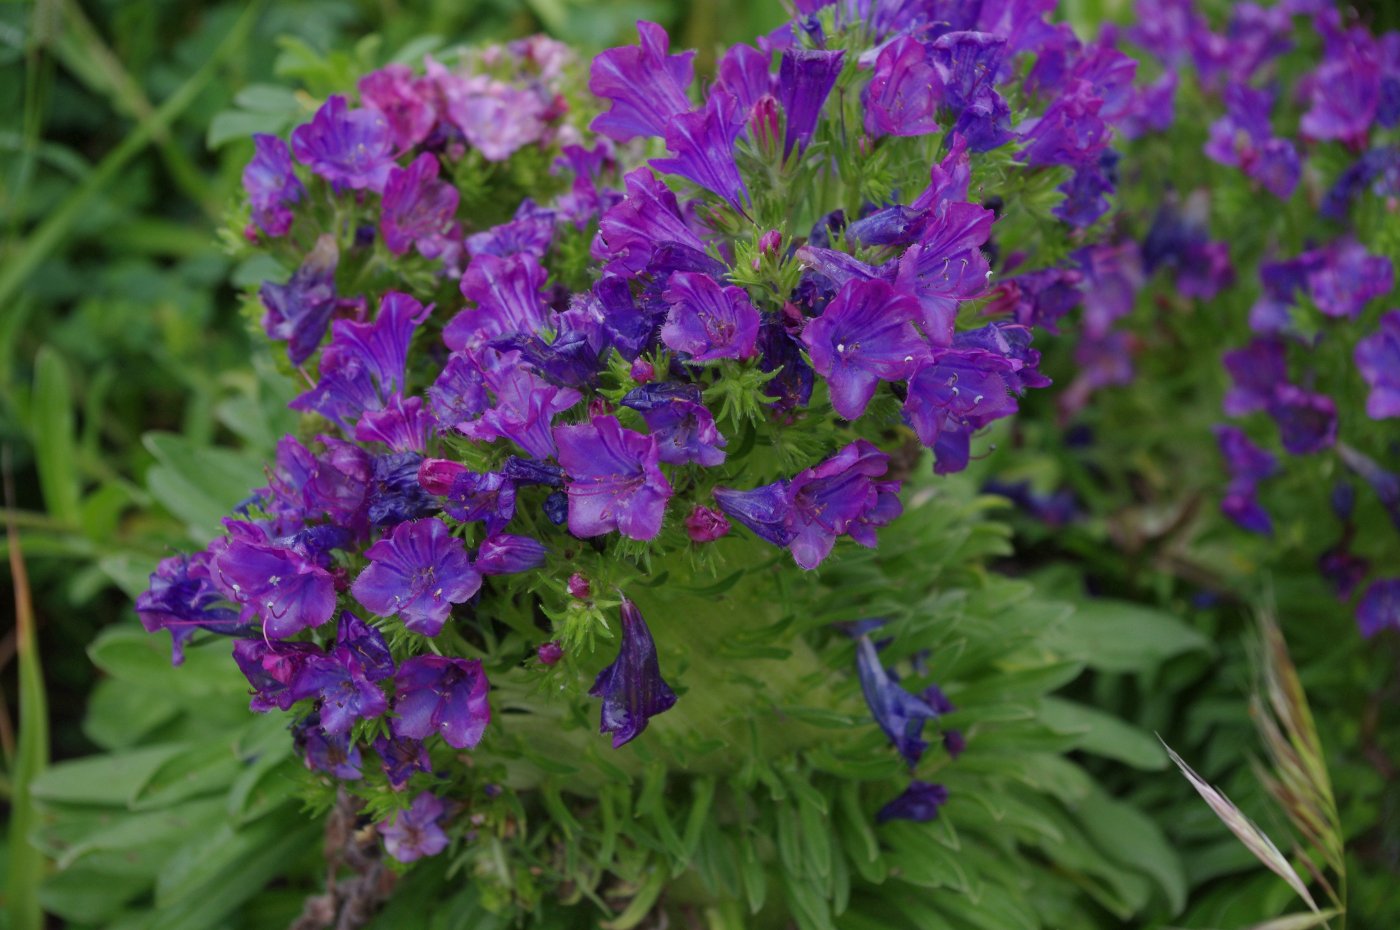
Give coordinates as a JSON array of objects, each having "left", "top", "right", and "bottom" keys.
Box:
[
  {"left": 30, "top": 346, "right": 80, "bottom": 525},
  {"left": 5, "top": 446, "right": 51, "bottom": 930}
]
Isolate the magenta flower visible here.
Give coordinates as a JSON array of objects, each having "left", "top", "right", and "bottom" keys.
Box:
[
  {"left": 652, "top": 91, "right": 749, "bottom": 213},
  {"left": 392, "top": 656, "right": 491, "bottom": 749},
  {"left": 660, "top": 271, "right": 760, "bottom": 362},
  {"left": 441, "top": 74, "right": 548, "bottom": 162},
  {"left": 358, "top": 63, "right": 437, "bottom": 151},
  {"left": 1356, "top": 311, "right": 1400, "bottom": 419},
  {"left": 685, "top": 504, "right": 731, "bottom": 542},
  {"left": 863, "top": 36, "right": 941, "bottom": 138},
  {"left": 589, "top": 21, "right": 695, "bottom": 142},
  {"left": 454, "top": 357, "right": 582, "bottom": 460},
  {"left": 291, "top": 95, "right": 397, "bottom": 192},
  {"left": 593, "top": 168, "right": 708, "bottom": 277},
  {"left": 232, "top": 639, "right": 319, "bottom": 713},
  {"left": 589, "top": 597, "right": 677, "bottom": 748},
  {"left": 447, "top": 253, "right": 552, "bottom": 348},
  {"left": 802, "top": 278, "right": 928, "bottom": 421},
  {"left": 555, "top": 415, "right": 674, "bottom": 540},
  {"left": 352, "top": 518, "right": 482, "bottom": 637},
  {"left": 378, "top": 792, "right": 450, "bottom": 863},
  {"left": 381, "top": 153, "right": 460, "bottom": 258},
  {"left": 291, "top": 291, "right": 431, "bottom": 429},
  {"left": 243, "top": 134, "right": 304, "bottom": 237},
  {"left": 354, "top": 393, "right": 434, "bottom": 453},
  {"left": 892, "top": 202, "right": 995, "bottom": 344}
]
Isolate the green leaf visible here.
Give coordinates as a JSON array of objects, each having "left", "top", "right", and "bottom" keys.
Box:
[
  {"left": 30, "top": 745, "right": 184, "bottom": 806},
  {"left": 1043, "top": 599, "right": 1212, "bottom": 674},
  {"left": 1074, "top": 786, "right": 1189, "bottom": 915},
  {"left": 141, "top": 431, "right": 265, "bottom": 540},
  {"left": 31, "top": 345, "right": 81, "bottom": 524},
  {"left": 88, "top": 627, "right": 246, "bottom": 698},
  {"left": 149, "top": 808, "right": 319, "bottom": 930},
  {"left": 1040, "top": 697, "right": 1168, "bottom": 770}
]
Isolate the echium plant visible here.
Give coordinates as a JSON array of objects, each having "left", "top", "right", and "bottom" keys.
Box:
[{"left": 134, "top": 5, "right": 1191, "bottom": 927}]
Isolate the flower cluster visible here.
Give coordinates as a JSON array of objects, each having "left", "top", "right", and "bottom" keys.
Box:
[{"left": 138, "top": 0, "right": 1400, "bottom": 879}]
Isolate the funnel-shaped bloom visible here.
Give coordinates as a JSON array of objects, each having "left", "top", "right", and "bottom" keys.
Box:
[
  {"left": 352, "top": 517, "right": 481, "bottom": 637},
  {"left": 392, "top": 655, "right": 491, "bottom": 749},
  {"left": 590, "top": 597, "right": 678, "bottom": 748}
]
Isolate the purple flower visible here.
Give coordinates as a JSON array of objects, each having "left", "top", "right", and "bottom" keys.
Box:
[
  {"left": 454, "top": 357, "right": 582, "bottom": 460},
  {"left": 589, "top": 21, "right": 695, "bottom": 142},
  {"left": 1215, "top": 425, "right": 1279, "bottom": 484},
  {"left": 232, "top": 639, "right": 319, "bottom": 713},
  {"left": 354, "top": 393, "right": 433, "bottom": 453},
  {"left": 137, "top": 552, "right": 245, "bottom": 665},
  {"left": 877, "top": 781, "right": 949, "bottom": 823},
  {"left": 475, "top": 533, "right": 548, "bottom": 575},
  {"left": 863, "top": 36, "right": 941, "bottom": 138},
  {"left": 214, "top": 532, "right": 337, "bottom": 639},
  {"left": 1322, "top": 147, "right": 1400, "bottom": 220},
  {"left": 1120, "top": 72, "right": 1177, "bottom": 139},
  {"left": 260, "top": 235, "right": 341, "bottom": 365},
  {"left": 555, "top": 415, "right": 674, "bottom": 541},
  {"left": 1223, "top": 339, "right": 1288, "bottom": 417},
  {"left": 1076, "top": 242, "right": 1143, "bottom": 338},
  {"left": 358, "top": 63, "right": 436, "bottom": 151},
  {"left": 1268, "top": 386, "right": 1338, "bottom": 456},
  {"left": 243, "top": 134, "right": 304, "bottom": 237},
  {"left": 716, "top": 440, "right": 899, "bottom": 569},
  {"left": 381, "top": 153, "right": 460, "bottom": 258},
  {"left": 538, "top": 641, "right": 564, "bottom": 665},
  {"left": 660, "top": 271, "right": 760, "bottom": 362},
  {"left": 652, "top": 92, "right": 749, "bottom": 213},
  {"left": 467, "top": 199, "right": 557, "bottom": 258},
  {"left": 291, "top": 291, "right": 431, "bottom": 429},
  {"left": 335, "top": 610, "right": 395, "bottom": 682},
  {"left": 777, "top": 48, "right": 844, "bottom": 156},
  {"left": 1204, "top": 83, "right": 1299, "bottom": 199},
  {"left": 758, "top": 318, "right": 815, "bottom": 412},
  {"left": 352, "top": 518, "right": 482, "bottom": 637},
  {"left": 621, "top": 383, "right": 727, "bottom": 467},
  {"left": 374, "top": 735, "right": 432, "bottom": 791},
  {"left": 293, "top": 713, "right": 362, "bottom": 779},
  {"left": 1306, "top": 240, "right": 1393, "bottom": 320},
  {"left": 1337, "top": 444, "right": 1400, "bottom": 530},
  {"left": 685, "top": 504, "right": 731, "bottom": 542},
  {"left": 447, "top": 253, "right": 552, "bottom": 348},
  {"left": 291, "top": 95, "right": 397, "bottom": 193},
  {"left": 855, "top": 634, "right": 941, "bottom": 767},
  {"left": 802, "top": 278, "right": 928, "bottom": 421},
  {"left": 593, "top": 168, "right": 708, "bottom": 277},
  {"left": 891, "top": 202, "right": 996, "bottom": 343},
  {"left": 1319, "top": 547, "right": 1370, "bottom": 601},
  {"left": 378, "top": 792, "right": 450, "bottom": 863},
  {"left": 1356, "top": 310, "right": 1400, "bottom": 419},
  {"left": 931, "top": 32, "right": 1012, "bottom": 152},
  {"left": 589, "top": 597, "right": 678, "bottom": 748},
  {"left": 1357, "top": 579, "right": 1400, "bottom": 639},
  {"left": 392, "top": 655, "right": 491, "bottom": 749},
  {"left": 903, "top": 326, "right": 1039, "bottom": 473},
  {"left": 290, "top": 646, "right": 390, "bottom": 737},
  {"left": 439, "top": 73, "right": 547, "bottom": 162},
  {"left": 1018, "top": 78, "right": 1109, "bottom": 167},
  {"left": 367, "top": 451, "right": 439, "bottom": 528},
  {"left": 429, "top": 353, "right": 489, "bottom": 428},
  {"left": 441, "top": 469, "right": 517, "bottom": 534},
  {"left": 1299, "top": 12, "right": 1382, "bottom": 149},
  {"left": 1054, "top": 155, "right": 1116, "bottom": 227}
]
